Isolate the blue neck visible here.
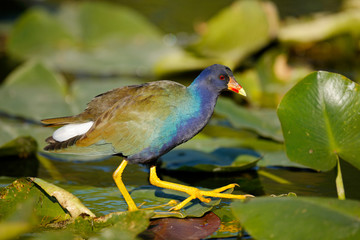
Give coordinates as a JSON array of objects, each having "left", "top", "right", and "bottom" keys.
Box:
[
  {"left": 143, "top": 78, "right": 221, "bottom": 159},
  {"left": 188, "top": 76, "right": 219, "bottom": 116}
]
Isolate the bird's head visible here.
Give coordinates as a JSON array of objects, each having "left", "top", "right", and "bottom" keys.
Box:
[{"left": 192, "top": 64, "right": 246, "bottom": 96}]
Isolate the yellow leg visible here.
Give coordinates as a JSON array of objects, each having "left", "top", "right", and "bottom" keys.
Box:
[
  {"left": 113, "top": 160, "right": 138, "bottom": 211},
  {"left": 149, "top": 166, "right": 253, "bottom": 211}
]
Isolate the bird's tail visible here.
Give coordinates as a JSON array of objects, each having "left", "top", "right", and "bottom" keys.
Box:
[{"left": 41, "top": 116, "right": 77, "bottom": 127}]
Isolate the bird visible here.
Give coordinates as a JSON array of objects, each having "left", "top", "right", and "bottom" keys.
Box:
[{"left": 41, "top": 64, "right": 250, "bottom": 211}]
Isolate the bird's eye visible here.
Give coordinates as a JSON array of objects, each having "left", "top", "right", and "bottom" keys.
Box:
[{"left": 219, "top": 75, "right": 226, "bottom": 80}]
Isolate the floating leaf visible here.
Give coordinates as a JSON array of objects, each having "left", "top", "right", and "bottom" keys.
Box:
[
  {"left": 155, "top": 0, "right": 279, "bottom": 75},
  {"left": 144, "top": 212, "right": 220, "bottom": 240},
  {"left": 7, "top": 8, "right": 75, "bottom": 59},
  {"left": 0, "top": 177, "right": 155, "bottom": 236},
  {"left": 215, "top": 97, "right": 283, "bottom": 141},
  {"left": 7, "top": 2, "right": 174, "bottom": 76},
  {"left": 0, "top": 61, "right": 70, "bottom": 120},
  {"left": 0, "top": 198, "right": 37, "bottom": 240},
  {"left": 62, "top": 1, "right": 161, "bottom": 44},
  {"left": 31, "top": 178, "right": 95, "bottom": 218},
  {"left": 190, "top": 0, "right": 279, "bottom": 67},
  {"left": 74, "top": 210, "right": 153, "bottom": 239},
  {"left": 0, "top": 178, "right": 72, "bottom": 224},
  {"left": 279, "top": 10, "right": 360, "bottom": 43},
  {"left": 232, "top": 197, "right": 360, "bottom": 240},
  {"left": 278, "top": 71, "right": 360, "bottom": 171}
]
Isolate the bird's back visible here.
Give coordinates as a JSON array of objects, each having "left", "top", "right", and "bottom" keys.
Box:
[{"left": 42, "top": 80, "right": 201, "bottom": 163}]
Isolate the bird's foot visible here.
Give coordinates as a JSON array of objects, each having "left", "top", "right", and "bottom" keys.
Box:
[
  {"left": 170, "top": 183, "right": 254, "bottom": 211},
  {"left": 149, "top": 166, "right": 253, "bottom": 211}
]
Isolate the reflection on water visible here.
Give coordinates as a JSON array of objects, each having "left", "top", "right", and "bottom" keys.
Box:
[{"left": 260, "top": 160, "right": 360, "bottom": 200}]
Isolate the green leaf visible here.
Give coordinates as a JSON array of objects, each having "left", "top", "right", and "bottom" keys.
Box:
[
  {"left": 7, "top": 2, "right": 173, "bottom": 76},
  {"left": 155, "top": 0, "right": 279, "bottom": 75},
  {"left": 190, "top": 0, "right": 279, "bottom": 67},
  {"left": 144, "top": 212, "right": 221, "bottom": 240},
  {"left": 0, "top": 198, "right": 37, "bottom": 240},
  {"left": 232, "top": 197, "right": 360, "bottom": 240},
  {"left": 31, "top": 178, "right": 95, "bottom": 218},
  {"left": 60, "top": 1, "right": 161, "bottom": 45},
  {"left": 0, "top": 178, "right": 72, "bottom": 224},
  {"left": 66, "top": 210, "right": 153, "bottom": 239},
  {"left": 0, "top": 178, "right": 154, "bottom": 236},
  {"left": 7, "top": 8, "right": 75, "bottom": 59},
  {"left": 0, "top": 61, "right": 70, "bottom": 120},
  {"left": 278, "top": 71, "right": 360, "bottom": 171},
  {"left": 33, "top": 210, "right": 152, "bottom": 240},
  {"left": 215, "top": 97, "right": 283, "bottom": 141},
  {"left": 279, "top": 9, "right": 360, "bottom": 43},
  {"left": 88, "top": 211, "right": 152, "bottom": 240}
]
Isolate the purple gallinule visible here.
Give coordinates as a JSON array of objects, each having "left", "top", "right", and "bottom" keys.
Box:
[{"left": 42, "top": 64, "right": 251, "bottom": 211}]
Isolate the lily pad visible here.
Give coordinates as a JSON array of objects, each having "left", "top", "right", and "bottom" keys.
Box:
[
  {"left": 215, "top": 97, "right": 283, "bottom": 141},
  {"left": 144, "top": 212, "right": 220, "bottom": 240},
  {"left": 7, "top": 2, "right": 174, "bottom": 76},
  {"left": 0, "top": 198, "right": 37, "bottom": 240},
  {"left": 190, "top": 0, "right": 279, "bottom": 67},
  {"left": 72, "top": 210, "right": 153, "bottom": 239},
  {"left": 7, "top": 8, "right": 76, "bottom": 60},
  {"left": 278, "top": 71, "right": 360, "bottom": 171},
  {"left": 0, "top": 61, "right": 71, "bottom": 120},
  {"left": 232, "top": 197, "right": 360, "bottom": 240},
  {"left": 32, "top": 178, "right": 95, "bottom": 218},
  {"left": 0, "top": 178, "right": 73, "bottom": 224},
  {"left": 279, "top": 9, "right": 360, "bottom": 43},
  {"left": 0, "top": 177, "right": 156, "bottom": 237},
  {"left": 155, "top": 0, "right": 279, "bottom": 75}
]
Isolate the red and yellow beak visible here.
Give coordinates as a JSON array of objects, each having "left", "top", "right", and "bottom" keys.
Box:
[{"left": 228, "top": 76, "right": 246, "bottom": 96}]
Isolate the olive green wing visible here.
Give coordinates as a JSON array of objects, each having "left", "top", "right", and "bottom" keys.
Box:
[
  {"left": 75, "top": 81, "right": 186, "bottom": 156},
  {"left": 42, "top": 85, "right": 146, "bottom": 126}
]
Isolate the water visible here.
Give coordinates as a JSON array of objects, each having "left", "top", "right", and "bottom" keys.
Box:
[{"left": 7, "top": 155, "right": 349, "bottom": 215}]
